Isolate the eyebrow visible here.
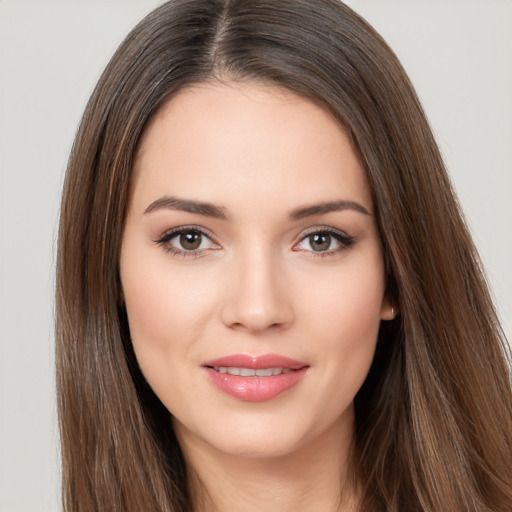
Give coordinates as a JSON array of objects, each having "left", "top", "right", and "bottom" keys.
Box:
[
  {"left": 143, "top": 196, "right": 370, "bottom": 220},
  {"left": 288, "top": 200, "right": 371, "bottom": 220},
  {"left": 144, "top": 196, "right": 228, "bottom": 219}
]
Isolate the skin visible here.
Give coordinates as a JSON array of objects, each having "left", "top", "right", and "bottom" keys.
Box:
[{"left": 120, "top": 82, "right": 393, "bottom": 511}]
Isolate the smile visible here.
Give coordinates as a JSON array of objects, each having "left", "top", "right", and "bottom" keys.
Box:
[
  {"left": 211, "top": 367, "right": 292, "bottom": 377},
  {"left": 202, "top": 354, "right": 309, "bottom": 401}
]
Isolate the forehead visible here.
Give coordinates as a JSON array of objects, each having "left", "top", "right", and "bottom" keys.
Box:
[{"left": 130, "top": 81, "right": 372, "bottom": 215}]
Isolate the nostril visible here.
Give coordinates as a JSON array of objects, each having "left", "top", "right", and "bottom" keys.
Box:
[
  {"left": 220, "top": 276, "right": 295, "bottom": 332},
  {"left": 227, "top": 319, "right": 288, "bottom": 333}
]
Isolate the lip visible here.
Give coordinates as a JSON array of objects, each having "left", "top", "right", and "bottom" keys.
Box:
[
  {"left": 202, "top": 354, "right": 309, "bottom": 402},
  {"left": 203, "top": 354, "right": 307, "bottom": 370}
]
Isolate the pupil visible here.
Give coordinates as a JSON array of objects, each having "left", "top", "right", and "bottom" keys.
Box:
[
  {"left": 310, "top": 233, "right": 331, "bottom": 251},
  {"left": 180, "top": 231, "right": 201, "bottom": 250}
]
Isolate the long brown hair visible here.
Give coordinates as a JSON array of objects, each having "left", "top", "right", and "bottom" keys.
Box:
[{"left": 56, "top": 1, "right": 512, "bottom": 510}]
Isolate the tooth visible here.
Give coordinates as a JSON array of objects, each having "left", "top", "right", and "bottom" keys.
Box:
[
  {"left": 255, "top": 368, "right": 273, "bottom": 377},
  {"left": 213, "top": 366, "right": 293, "bottom": 376}
]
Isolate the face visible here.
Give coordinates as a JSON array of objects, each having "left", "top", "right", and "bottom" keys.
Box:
[{"left": 120, "top": 82, "right": 392, "bottom": 459}]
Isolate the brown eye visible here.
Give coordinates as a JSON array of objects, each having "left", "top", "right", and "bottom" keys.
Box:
[
  {"left": 179, "top": 231, "right": 202, "bottom": 250},
  {"left": 309, "top": 233, "right": 331, "bottom": 251},
  {"left": 294, "top": 228, "right": 355, "bottom": 255},
  {"left": 156, "top": 227, "right": 219, "bottom": 256}
]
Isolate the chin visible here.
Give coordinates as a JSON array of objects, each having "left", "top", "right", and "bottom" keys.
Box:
[
  {"left": 205, "top": 430, "right": 305, "bottom": 460},
  {"left": 175, "top": 405, "right": 347, "bottom": 463}
]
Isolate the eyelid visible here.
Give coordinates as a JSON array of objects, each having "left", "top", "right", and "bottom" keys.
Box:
[
  {"left": 293, "top": 226, "right": 356, "bottom": 255},
  {"left": 153, "top": 225, "right": 220, "bottom": 256},
  {"left": 153, "top": 224, "right": 355, "bottom": 258}
]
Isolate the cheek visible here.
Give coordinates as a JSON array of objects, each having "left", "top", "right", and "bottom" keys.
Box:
[
  {"left": 303, "top": 250, "right": 385, "bottom": 339},
  {"left": 332, "top": 258, "right": 384, "bottom": 355},
  {"left": 299, "top": 252, "right": 385, "bottom": 399},
  {"left": 123, "top": 275, "right": 173, "bottom": 346},
  {"left": 119, "top": 242, "right": 216, "bottom": 375},
  {"left": 120, "top": 261, "right": 218, "bottom": 417}
]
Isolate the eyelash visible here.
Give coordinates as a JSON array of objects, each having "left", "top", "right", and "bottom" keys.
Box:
[
  {"left": 294, "top": 227, "right": 356, "bottom": 258},
  {"left": 154, "top": 226, "right": 356, "bottom": 258},
  {"left": 154, "top": 226, "right": 218, "bottom": 258}
]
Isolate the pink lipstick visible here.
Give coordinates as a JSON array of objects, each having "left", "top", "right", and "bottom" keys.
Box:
[{"left": 202, "top": 354, "right": 309, "bottom": 401}]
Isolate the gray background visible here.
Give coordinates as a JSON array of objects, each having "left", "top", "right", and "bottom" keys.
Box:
[{"left": 1, "top": 1, "right": 510, "bottom": 510}]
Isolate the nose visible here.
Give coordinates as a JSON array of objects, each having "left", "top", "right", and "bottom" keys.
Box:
[{"left": 220, "top": 244, "right": 294, "bottom": 333}]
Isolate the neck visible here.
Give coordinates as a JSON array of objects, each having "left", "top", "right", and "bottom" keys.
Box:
[{"left": 176, "top": 411, "right": 359, "bottom": 512}]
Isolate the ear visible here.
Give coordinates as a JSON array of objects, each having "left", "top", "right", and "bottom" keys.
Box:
[{"left": 380, "top": 296, "right": 397, "bottom": 321}]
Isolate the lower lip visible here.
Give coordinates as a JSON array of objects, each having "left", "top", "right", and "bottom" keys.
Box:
[{"left": 204, "top": 367, "right": 309, "bottom": 401}]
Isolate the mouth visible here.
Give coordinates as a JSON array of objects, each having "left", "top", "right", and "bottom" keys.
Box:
[
  {"left": 202, "top": 353, "right": 307, "bottom": 370},
  {"left": 202, "top": 354, "right": 309, "bottom": 401},
  {"left": 208, "top": 366, "right": 293, "bottom": 377}
]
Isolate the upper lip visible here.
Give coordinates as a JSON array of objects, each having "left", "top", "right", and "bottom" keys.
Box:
[{"left": 202, "top": 354, "right": 308, "bottom": 370}]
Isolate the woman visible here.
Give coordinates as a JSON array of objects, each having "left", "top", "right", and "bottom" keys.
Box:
[{"left": 55, "top": 0, "right": 512, "bottom": 510}]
